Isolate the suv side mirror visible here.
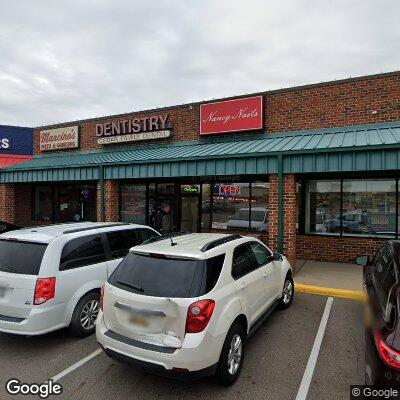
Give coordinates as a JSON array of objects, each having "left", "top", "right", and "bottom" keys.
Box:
[
  {"left": 273, "top": 252, "right": 283, "bottom": 262},
  {"left": 355, "top": 255, "right": 370, "bottom": 266}
]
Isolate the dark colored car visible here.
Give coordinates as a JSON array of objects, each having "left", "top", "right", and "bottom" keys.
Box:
[
  {"left": 0, "top": 221, "right": 20, "bottom": 234},
  {"left": 356, "top": 242, "right": 400, "bottom": 385}
]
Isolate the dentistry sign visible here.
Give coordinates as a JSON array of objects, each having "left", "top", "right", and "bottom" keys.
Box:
[
  {"left": 200, "top": 95, "right": 263, "bottom": 135},
  {"left": 96, "top": 114, "right": 171, "bottom": 144}
]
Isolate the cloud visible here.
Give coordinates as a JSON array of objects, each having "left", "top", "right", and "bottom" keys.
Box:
[{"left": 0, "top": 0, "right": 399, "bottom": 126}]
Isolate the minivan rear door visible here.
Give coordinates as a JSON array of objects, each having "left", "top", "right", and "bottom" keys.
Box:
[
  {"left": 0, "top": 239, "right": 47, "bottom": 318},
  {"left": 103, "top": 252, "right": 202, "bottom": 348},
  {"left": 56, "top": 234, "right": 108, "bottom": 306}
]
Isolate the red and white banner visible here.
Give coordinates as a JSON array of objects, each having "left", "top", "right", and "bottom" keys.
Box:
[{"left": 200, "top": 95, "right": 263, "bottom": 135}]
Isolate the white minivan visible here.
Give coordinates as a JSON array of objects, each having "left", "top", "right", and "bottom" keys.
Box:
[{"left": 0, "top": 222, "right": 159, "bottom": 336}]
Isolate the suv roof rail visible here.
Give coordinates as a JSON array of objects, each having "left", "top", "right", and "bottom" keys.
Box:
[
  {"left": 62, "top": 223, "right": 129, "bottom": 234},
  {"left": 201, "top": 234, "right": 242, "bottom": 252},
  {"left": 141, "top": 231, "right": 186, "bottom": 245}
]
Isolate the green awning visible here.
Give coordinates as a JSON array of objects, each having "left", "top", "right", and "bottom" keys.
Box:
[{"left": 1, "top": 122, "right": 400, "bottom": 183}]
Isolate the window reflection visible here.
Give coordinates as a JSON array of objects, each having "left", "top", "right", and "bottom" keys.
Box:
[
  {"left": 120, "top": 184, "right": 146, "bottom": 224},
  {"left": 306, "top": 180, "right": 341, "bottom": 235},
  {"left": 213, "top": 183, "right": 250, "bottom": 231},
  {"left": 305, "top": 178, "right": 397, "bottom": 238},
  {"left": 342, "top": 179, "right": 396, "bottom": 237}
]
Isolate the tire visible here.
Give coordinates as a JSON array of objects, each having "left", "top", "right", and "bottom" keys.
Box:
[
  {"left": 215, "top": 322, "right": 245, "bottom": 386},
  {"left": 277, "top": 274, "right": 294, "bottom": 310},
  {"left": 69, "top": 292, "right": 100, "bottom": 337}
]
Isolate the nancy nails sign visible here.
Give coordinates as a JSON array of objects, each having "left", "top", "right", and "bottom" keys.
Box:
[{"left": 200, "top": 95, "right": 263, "bottom": 135}]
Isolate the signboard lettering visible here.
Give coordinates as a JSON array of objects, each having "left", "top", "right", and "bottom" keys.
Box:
[
  {"left": 96, "top": 114, "right": 171, "bottom": 144},
  {"left": 200, "top": 96, "right": 263, "bottom": 135},
  {"left": 40, "top": 126, "right": 79, "bottom": 151}
]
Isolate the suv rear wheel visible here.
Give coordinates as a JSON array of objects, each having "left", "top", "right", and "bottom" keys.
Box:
[
  {"left": 69, "top": 292, "right": 100, "bottom": 337},
  {"left": 215, "top": 322, "right": 245, "bottom": 385}
]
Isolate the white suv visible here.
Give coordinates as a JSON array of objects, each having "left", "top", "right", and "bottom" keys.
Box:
[
  {"left": 0, "top": 222, "right": 159, "bottom": 336},
  {"left": 96, "top": 233, "right": 293, "bottom": 385}
]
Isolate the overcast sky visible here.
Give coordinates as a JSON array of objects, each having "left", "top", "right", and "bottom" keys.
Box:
[{"left": 0, "top": 0, "right": 399, "bottom": 127}]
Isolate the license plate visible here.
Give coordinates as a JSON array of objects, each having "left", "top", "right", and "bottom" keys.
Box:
[{"left": 129, "top": 314, "right": 148, "bottom": 327}]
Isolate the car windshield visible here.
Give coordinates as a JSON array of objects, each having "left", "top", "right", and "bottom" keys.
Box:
[
  {"left": 251, "top": 210, "right": 266, "bottom": 222},
  {"left": 232, "top": 209, "right": 266, "bottom": 222},
  {"left": 109, "top": 252, "right": 225, "bottom": 298},
  {"left": 231, "top": 210, "right": 250, "bottom": 221},
  {"left": 0, "top": 239, "right": 47, "bottom": 275}
]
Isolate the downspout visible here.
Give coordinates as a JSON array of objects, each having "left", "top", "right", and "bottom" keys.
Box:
[
  {"left": 99, "top": 164, "right": 105, "bottom": 222},
  {"left": 277, "top": 154, "right": 284, "bottom": 253}
]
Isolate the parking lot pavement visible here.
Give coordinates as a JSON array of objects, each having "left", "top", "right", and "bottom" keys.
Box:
[{"left": 0, "top": 293, "right": 364, "bottom": 400}]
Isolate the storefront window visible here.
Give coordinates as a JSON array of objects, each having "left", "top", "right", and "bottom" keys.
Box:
[
  {"left": 120, "top": 184, "right": 146, "bottom": 224},
  {"left": 58, "top": 185, "right": 96, "bottom": 222},
  {"left": 33, "top": 184, "right": 96, "bottom": 223},
  {"left": 305, "top": 178, "right": 397, "bottom": 238},
  {"left": 33, "top": 186, "right": 53, "bottom": 221},
  {"left": 305, "top": 180, "right": 341, "bottom": 235},
  {"left": 213, "top": 183, "right": 251, "bottom": 231},
  {"left": 120, "top": 179, "right": 269, "bottom": 234},
  {"left": 342, "top": 179, "right": 396, "bottom": 237},
  {"left": 250, "top": 182, "right": 269, "bottom": 232}
]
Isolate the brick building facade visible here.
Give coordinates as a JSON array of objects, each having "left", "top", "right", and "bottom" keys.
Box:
[{"left": 1, "top": 71, "right": 400, "bottom": 269}]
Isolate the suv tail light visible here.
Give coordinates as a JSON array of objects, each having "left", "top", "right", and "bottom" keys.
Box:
[
  {"left": 185, "top": 299, "right": 215, "bottom": 333},
  {"left": 100, "top": 285, "right": 105, "bottom": 311},
  {"left": 374, "top": 330, "right": 400, "bottom": 370},
  {"left": 34, "top": 277, "right": 56, "bottom": 305}
]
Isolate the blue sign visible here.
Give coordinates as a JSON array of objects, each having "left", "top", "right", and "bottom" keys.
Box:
[{"left": 0, "top": 125, "right": 33, "bottom": 155}]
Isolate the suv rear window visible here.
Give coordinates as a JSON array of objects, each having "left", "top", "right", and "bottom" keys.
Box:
[
  {"left": 0, "top": 240, "right": 47, "bottom": 275},
  {"left": 109, "top": 252, "right": 225, "bottom": 298}
]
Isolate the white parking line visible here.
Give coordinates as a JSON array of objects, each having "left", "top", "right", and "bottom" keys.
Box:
[
  {"left": 295, "top": 296, "right": 333, "bottom": 400},
  {"left": 51, "top": 348, "right": 103, "bottom": 382}
]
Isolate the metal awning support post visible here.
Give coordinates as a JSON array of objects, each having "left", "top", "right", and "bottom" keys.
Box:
[
  {"left": 99, "top": 164, "right": 105, "bottom": 222},
  {"left": 277, "top": 154, "right": 284, "bottom": 253}
]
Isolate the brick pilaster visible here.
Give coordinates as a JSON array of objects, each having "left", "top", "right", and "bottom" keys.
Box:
[
  {"left": 0, "top": 184, "right": 16, "bottom": 224},
  {"left": 97, "top": 180, "right": 120, "bottom": 222},
  {"left": 268, "top": 174, "right": 297, "bottom": 269}
]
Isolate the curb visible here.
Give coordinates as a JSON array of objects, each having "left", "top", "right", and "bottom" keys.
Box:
[{"left": 295, "top": 282, "right": 366, "bottom": 301}]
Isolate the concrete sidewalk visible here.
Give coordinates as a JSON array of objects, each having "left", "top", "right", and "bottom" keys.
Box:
[{"left": 294, "top": 259, "right": 363, "bottom": 292}]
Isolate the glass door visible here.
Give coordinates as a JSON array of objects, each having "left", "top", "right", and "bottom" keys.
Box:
[
  {"left": 180, "top": 184, "right": 200, "bottom": 232},
  {"left": 57, "top": 185, "right": 96, "bottom": 223},
  {"left": 149, "top": 183, "right": 177, "bottom": 234}
]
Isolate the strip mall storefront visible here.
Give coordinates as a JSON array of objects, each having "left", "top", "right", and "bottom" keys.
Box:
[{"left": 0, "top": 72, "right": 400, "bottom": 268}]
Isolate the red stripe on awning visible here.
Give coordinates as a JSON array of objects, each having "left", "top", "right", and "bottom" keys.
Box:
[{"left": 0, "top": 155, "right": 33, "bottom": 168}]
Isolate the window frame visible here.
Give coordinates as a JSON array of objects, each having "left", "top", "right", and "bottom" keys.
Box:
[
  {"left": 248, "top": 241, "right": 273, "bottom": 268},
  {"left": 231, "top": 242, "right": 260, "bottom": 280},
  {"left": 301, "top": 177, "right": 399, "bottom": 239},
  {"left": 104, "top": 229, "right": 141, "bottom": 260},
  {"left": 59, "top": 234, "right": 107, "bottom": 271}
]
